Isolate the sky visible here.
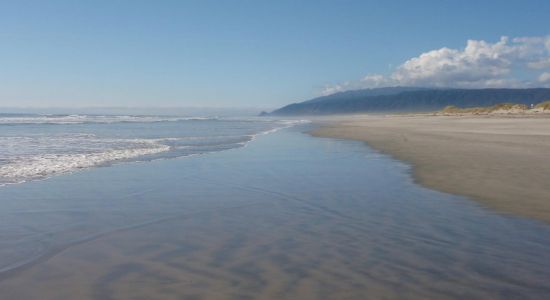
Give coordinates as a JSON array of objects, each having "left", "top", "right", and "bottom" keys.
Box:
[{"left": 1, "top": 0, "right": 550, "bottom": 109}]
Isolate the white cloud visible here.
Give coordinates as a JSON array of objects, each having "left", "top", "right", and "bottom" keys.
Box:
[
  {"left": 361, "top": 74, "right": 391, "bottom": 87},
  {"left": 320, "top": 75, "right": 391, "bottom": 95},
  {"left": 528, "top": 58, "right": 550, "bottom": 69},
  {"left": 323, "top": 35, "right": 550, "bottom": 94},
  {"left": 539, "top": 72, "right": 550, "bottom": 83}
]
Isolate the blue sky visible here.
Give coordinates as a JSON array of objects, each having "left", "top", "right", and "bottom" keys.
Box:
[{"left": 1, "top": 0, "right": 550, "bottom": 108}]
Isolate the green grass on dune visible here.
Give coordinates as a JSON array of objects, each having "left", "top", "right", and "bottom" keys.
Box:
[
  {"left": 442, "top": 103, "right": 529, "bottom": 114},
  {"left": 535, "top": 100, "right": 550, "bottom": 110}
]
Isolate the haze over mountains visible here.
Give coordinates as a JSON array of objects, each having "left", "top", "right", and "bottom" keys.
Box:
[{"left": 265, "top": 87, "right": 550, "bottom": 115}]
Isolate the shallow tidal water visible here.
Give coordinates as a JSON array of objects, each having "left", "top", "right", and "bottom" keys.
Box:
[{"left": 0, "top": 125, "right": 549, "bottom": 299}]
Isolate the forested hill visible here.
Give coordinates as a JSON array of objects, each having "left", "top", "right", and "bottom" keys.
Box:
[{"left": 266, "top": 88, "right": 550, "bottom": 115}]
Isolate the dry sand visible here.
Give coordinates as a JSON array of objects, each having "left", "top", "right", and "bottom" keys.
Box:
[{"left": 312, "top": 114, "right": 550, "bottom": 223}]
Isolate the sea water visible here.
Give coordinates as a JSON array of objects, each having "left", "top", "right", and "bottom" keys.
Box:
[{"left": 0, "top": 114, "right": 302, "bottom": 185}]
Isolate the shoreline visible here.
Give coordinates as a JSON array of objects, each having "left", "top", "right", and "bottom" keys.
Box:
[
  {"left": 2, "top": 122, "right": 550, "bottom": 299},
  {"left": 311, "top": 114, "right": 550, "bottom": 223}
]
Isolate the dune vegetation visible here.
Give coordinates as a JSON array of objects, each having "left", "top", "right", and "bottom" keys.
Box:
[
  {"left": 441, "top": 100, "right": 550, "bottom": 114},
  {"left": 535, "top": 100, "right": 550, "bottom": 110}
]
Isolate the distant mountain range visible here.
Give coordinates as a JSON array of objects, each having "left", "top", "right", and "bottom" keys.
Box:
[{"left": 264, "top": 87, "right": 550, "bottom": 115}]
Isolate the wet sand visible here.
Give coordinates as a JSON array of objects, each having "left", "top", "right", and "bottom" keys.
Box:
[
  {"left": 312, "top": 114, "right": 550, "bottom": 223},
  {"left": 1, "top": 126, "right": 550, "bottom": 299}
]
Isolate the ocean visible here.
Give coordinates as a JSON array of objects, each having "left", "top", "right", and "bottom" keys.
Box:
[{"left": 0, "top": 114, "right": 303, "bottom": 186}]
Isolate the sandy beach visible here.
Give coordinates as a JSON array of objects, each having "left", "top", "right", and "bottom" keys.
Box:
[
  {"left": 1, "top": 124, "right": 550, "bottom": 299},
  {"left": 312, "top": 114, "right": 550, "bottom": 223}
]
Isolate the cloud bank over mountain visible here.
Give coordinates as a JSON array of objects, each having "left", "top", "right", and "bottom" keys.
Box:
[{"left": 323, "top": 36, "right": 550, "bottom": 95}]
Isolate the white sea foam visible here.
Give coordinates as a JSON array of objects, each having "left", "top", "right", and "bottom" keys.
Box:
[
  {"left": 260, "top": 119, "right": 311, "bottom": 135},
  {"left": 0, "top": 117, "right": 309, "bottom": 185},
  {"left": 0, "top": 137, "right": 170, "bottom": 185},
  {"left": 0, "top": 114, "right": 215, "bottom": 125}
]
